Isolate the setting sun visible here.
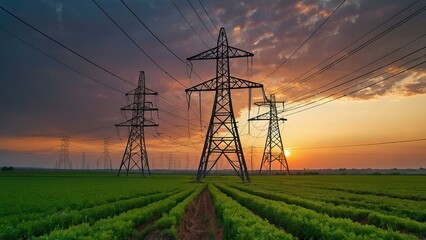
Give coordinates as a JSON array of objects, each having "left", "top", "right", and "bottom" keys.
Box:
[{"left": 285, "top": 149, "right": 291, "bottom": 157}]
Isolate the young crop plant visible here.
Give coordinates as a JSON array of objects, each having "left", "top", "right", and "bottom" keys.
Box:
[
  {"left": 0, "top": 190, "right": 180, "bottom": 240},
  {"left": 132, "top": 185, "right": 205, "bottom": 239},
  {"left": 230, "top": 184, "right": 426, "bottom": 238},
  {"left": 209, "top": 184, "right": 295, "bottom": 240},
  {"left": 37, "top": 187, "right": 196, "bottom": 239},
  {"left": 216, "top": 184, "right": 418, "bottom": 240}
]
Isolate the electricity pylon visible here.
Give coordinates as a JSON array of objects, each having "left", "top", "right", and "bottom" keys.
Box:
[
  {"left": 249, "top": 94, "right": 290, "bottom": 175},
  {"left": 57, "top": 136, "right": 71, "bottom": 169},
  {"left": 81, "top": 152, "right": 86, "bottom": 170},
  {"left": 186, "top": 27, "right": 263, "bottom": 182},
  {"left": 103, "top": 138, "right": 113, "bottom": 170},
  {"left": 116, "top": 71, "right": 158, "bottom": 175}
]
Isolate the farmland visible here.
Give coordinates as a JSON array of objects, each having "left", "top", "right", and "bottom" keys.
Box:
[{"left": 0, "top": 172, "right": 425, "bottom": 239}]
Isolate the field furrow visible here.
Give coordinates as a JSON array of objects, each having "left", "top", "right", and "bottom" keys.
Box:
[
  {"left": 130, "top": 185, "right": 204, "bottom": 239},
  {"left": 209, "top": 184, "right": 295, "bottom": 240}
]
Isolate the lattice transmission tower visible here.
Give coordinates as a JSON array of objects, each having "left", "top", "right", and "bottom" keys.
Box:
[
  {"left": 186, "top": 27, "right": 263, "bottom": 182},
  {"left": 116, "top": 71, "right": 158, "bottom": 175},
  {"left": 57, "top": 136, "right": 72, "bottom": 169},
  {"left": 103, "top": 138, "right": 113, "bottom": 170},
  {"left": 249, "top": 94, "right": 290, "bottom": 175}
]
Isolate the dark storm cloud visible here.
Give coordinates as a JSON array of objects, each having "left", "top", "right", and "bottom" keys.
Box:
[{"left": 0, "top": 0, "right": 424, "bottom": 143}]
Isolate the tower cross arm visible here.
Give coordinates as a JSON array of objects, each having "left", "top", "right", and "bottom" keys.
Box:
[
  {"left": 186, "top": 46, "right": 253, "bottom": 61},
  {"left": 185, "top": 77, "right": 218, "bottom": 92},
  {"left": 120, "top": 105, "right": 158, "bottom": 111},
  {"left": 248, "top": 111, "right": 270, "bottom": 121},
  {"left": 248, "top": 111, "right": 287, "bottom": 121},
  {"left": 126, "top": 87, "right": 158, "bottom": 96},
  {"left": 115, "top": 118, "right": 159, "bottom": 127},
  {"left": 187, "top": 47, "right": 218, "bottom": 61},
  {"left": 229, "top": 76, "right": 263, "bottom": 89},
  {"left": 228, "top": 46, "right": 254, "bottom": 58},
  {"left": 185, "top": 76, "right": 263, "bottom": 93}
]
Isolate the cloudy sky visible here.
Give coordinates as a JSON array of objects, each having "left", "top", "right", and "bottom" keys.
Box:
[{"left": 0, "top": 0, "right": 425, "bottom": 170}]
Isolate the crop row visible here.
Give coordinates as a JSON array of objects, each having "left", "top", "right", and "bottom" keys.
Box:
[
  {"left": 37, "top": 187, "right": 197, "bottom": 239},
  {"left": 0, "top": 174, "right": 191, "bottom": 218},
  {"left": 252, "top": 175, "right": 425, "bottom": 200},
  {"left": 209, "top": 184, "right": 295, "bottom": 240},
  {"left": 217, "top": 184, "right": 417, "bottom": 240},
  {"left": 251, "top": 182, "right": 426, "bottom": 222},
  {"left": 306, "top": 185, "right": 426, "bottom": 201},
  {"left": 230, "top": 184, "right": 426, "bottom": 238},
  {"left": 133, "top": 185, "right": 205, "bottom": 239},
  {"left": 0, "top": 187, "right": 178, "bottom": 226},
  {"left": 0, "top": 189, "right": 180, "bottom": 239}
]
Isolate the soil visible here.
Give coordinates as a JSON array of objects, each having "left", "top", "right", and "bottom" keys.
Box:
[{"left": 177, "top": 187, "right": 223, "bottom": 240}]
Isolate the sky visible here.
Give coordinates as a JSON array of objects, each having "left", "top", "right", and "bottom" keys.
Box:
[{"left": 0, "top": 0, "right": 425, "bottom": 170}]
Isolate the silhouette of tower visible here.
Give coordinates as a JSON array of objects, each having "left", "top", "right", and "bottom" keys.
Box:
[
  {"left": 103, "top": 138, "right": 113, "bottom": 170},
  {"left": 81, "top": 152, "right": 86, "bottom": 170},
  {"left": 57, "top": 136, "right": 71, "bottom": 169},
  {"left": 249, "top": 94, "right": 290, "bottom": 175},
  {"left": 116, "top": 71, "right": 158, "bottom": 175},
  {"left": 186, "top": 27, "right": 263, "bottom": 182}
]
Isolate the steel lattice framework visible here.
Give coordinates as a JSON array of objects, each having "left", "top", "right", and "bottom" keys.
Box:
[
  {"left": 116, "top": 71, "right": 158, "bottom": 175},
  {"left": 186, "top": 27, "right": 263, "bottom": 182},
  {"left": 102, "top": 138, "right": 113, "bottom": 170},
  {"left": 249, "top": 94, "right": 290, "bottom": 175},
  {"left": 57, "top": 136, "right": 71, "bottom": 169}
]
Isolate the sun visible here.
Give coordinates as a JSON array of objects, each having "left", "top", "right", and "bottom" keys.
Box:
[{"left": 284, "top": 149, "right": 291, "bottom": 157}]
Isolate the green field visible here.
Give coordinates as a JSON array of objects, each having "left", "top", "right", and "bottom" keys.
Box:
[{"left": 0, "top": 172, "right": 425, "bottom": 239}]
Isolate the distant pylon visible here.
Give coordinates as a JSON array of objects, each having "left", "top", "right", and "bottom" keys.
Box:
[
  {"left": 81, "top": 152, "right": 86, "bottom": 170},
  {"left": 186, "top": 27, "right": 263, "bottom": 182},
  {"left": 103, "top": 138, "right": 113, "bottom": 170},
  {"left": 249, "top": 94, "right": 290, "bottom": 175},
  {"left": 57, "top": 136, "right": 71, "bottom": 169},
  {"left": 116, "top": 71, "right": 158, "bottom": 175}
]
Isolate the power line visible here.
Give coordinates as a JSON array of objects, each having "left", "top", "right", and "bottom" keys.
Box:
[
  {"left": 2, "top": 3, "right": 190, "bottom": 126},
  {"left": 120, "top": 0, "right": 184, "bottom": 63},
  {"left": 119, "top": 0, "right": 205, "bottom": 83},
  {"left": 157, "top": 95, "right": 187, "bottom": 111},
  {"left": 0, "top": 26, "right": 126, "bottom": 94},
  {"left": 91, "top": 0, "right": 187, "bottom": 88},
  {"left": 93, "top": 0, "right": 206, "bottom": 127},
  {"left": 0, "top": 5, "right": 136, "bottom": 87},
  {"left": 285, "top": 58, "right": 425, "bottom": 116},
  {"left": 264, "top": 0, "right": 346, "bottom": 81},
  {"left": 170, "top": 0, "right": 210, "bottom": 48},
  {"left": 286, "top": 46, "right": 425, "bottom": 111},
  {"left": 187, "top": 0, "right": 215, "bottom": 41},
  {"left": 286, "top": 33, "right": 426, "bottom": 106},
  {"left": 198, "top": 0, "right": 218, "bottom": 32},
  {"left": 285, "top": 52, "right": 424, "bottom": 112},
  {"left": 274, "top": 0, "right": 424, "bottom": 94},
  {"left": 1, "top": 16, "right": 197, "bottom": 145},
  {"left": 292, "top": 138, "right": 426, "bottom": 150}
]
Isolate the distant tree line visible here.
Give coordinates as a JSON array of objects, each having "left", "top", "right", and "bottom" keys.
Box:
[{"left": 1, "top": 166, "right": 14, "bottom": 171}]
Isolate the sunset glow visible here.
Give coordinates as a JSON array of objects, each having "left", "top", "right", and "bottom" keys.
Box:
[
  {"left": 0, "top": 0, "right": 424, "bottom": 170},
  {"left": 285, "top": 149, "right": 291, "bottom": 157}
]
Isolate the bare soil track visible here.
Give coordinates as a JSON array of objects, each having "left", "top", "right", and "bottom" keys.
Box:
[{"left": 177, "top": 187, "right": 223, "bottom": 240}]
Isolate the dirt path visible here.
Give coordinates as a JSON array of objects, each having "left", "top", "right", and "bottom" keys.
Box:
[{"left": 177, "top": 187, "right": 223, "bottom": 240}]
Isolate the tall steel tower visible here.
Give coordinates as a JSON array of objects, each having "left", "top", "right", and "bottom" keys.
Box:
[
  {"left": 57, "top": 136, "right": 71, "bottom": 169},
  {"left": 186, "top": 27, "right": 263, "bottom": 182},
  {"left": 103, "top": 138, "right": 113, "bottom": 170},
  {"left": 116, "top": 71, "right": 158, "bottom": 175},
  {"left": 249, "top": 94, "right": 290, "bottom": 175}
]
